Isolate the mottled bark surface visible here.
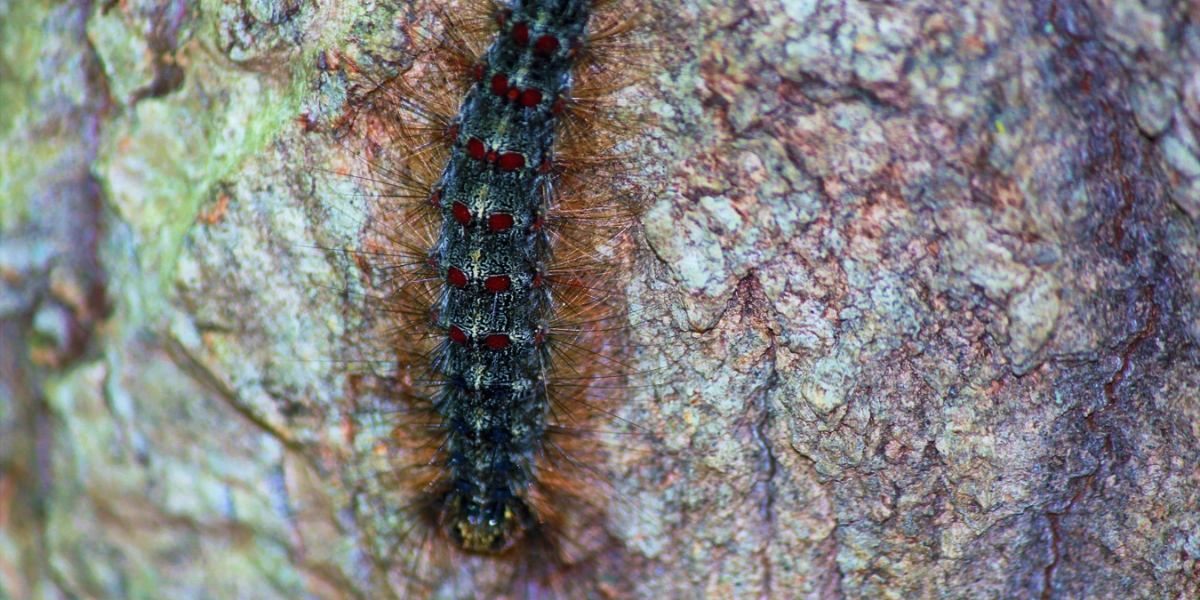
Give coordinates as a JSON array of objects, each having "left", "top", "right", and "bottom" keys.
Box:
[{"left": 2, "top": 0, "right": 1198, "bottom": 598}]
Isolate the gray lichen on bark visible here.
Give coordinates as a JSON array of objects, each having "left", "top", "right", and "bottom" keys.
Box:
[{"left": 2, "top": 0, "right": 1199, "bottom": 599}]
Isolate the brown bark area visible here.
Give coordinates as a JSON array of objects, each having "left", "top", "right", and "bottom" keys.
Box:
[{"left": 1, "top": 0, "right": 1198, "bottom": 599}]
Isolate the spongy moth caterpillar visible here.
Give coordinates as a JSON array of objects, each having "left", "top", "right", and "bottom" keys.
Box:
[{"left": 315, "top": 0, "right": 655, "bottom": 595}]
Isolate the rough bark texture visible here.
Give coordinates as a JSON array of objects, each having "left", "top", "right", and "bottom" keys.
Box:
[{"left": 2, "top": 0, "right": 1199, "bottom": 598}]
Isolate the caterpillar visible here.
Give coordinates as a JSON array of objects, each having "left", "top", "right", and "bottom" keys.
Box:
[{"left": 315, "top": 0, "right": 655, "bottom": 595}]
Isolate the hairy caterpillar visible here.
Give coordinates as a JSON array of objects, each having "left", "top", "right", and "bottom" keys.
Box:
[{"left": 311, "top": 0, "right": 657, "bottom": 595}]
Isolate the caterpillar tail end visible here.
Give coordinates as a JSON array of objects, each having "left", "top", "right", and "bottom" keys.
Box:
[{"left": 444, "top": 494, "right": 535, "bottom": 554}]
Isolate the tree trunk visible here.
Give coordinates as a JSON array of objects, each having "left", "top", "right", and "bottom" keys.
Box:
[{"left": 2, "top": 0, "right": 1198, "bottom": 598}]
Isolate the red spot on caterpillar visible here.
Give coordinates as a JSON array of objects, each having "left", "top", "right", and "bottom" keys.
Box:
[
  {"left": 538, "top": 158, "right": 552, "bottom": 174},
  {"left": 498, "top": 152, "right": 525, "bottom": 171},
  {"left": 447, "top": 267, "right": 467, "bottom": 288},
  {"left": 533, "top": 329, "right": 545, "bottom": 345},
  {"left": 484, "top": 275, "right": 510, "bottom": 292},
  {"left": 488, "top": 213, "right": 515, "bottom": 231},
  {"left": 485, "top": 334, "right": 510, "bottom": 350},
  {"left": 532, "top": 216, "right": 543, "bottom": 231},
  {"left": 491, "top": 73, "right": 508, "bottom": 96},
  {"left": 532, "top": 273, "right": 544, "bottom": 287},
  {"left": 512, "top": 23, "right": 529, "bottom": 45},
  {"left": 495, "top": 9, "right": 511, "bottom": 28},
  {"left": 447, "top": 125, "right": 458, "bottom": 141},
  {"left": 551, "top": 98, "right": 565, "bottom": 115},
  {"left": 567, "top": 40, "right": 581, "bottom": 58},
  {"left": 452, "top": 202, "right": 471, "bottom": 225},
  {"left": 430, "top": 189, "right": 442, "bottom": 208},
  {"left": 519, "top": 89, "right": 543, "bottom": 108},
  {"left": 486, "top": 149, "right": 499, "bottom": 163},
  {"left": 467, "top": 138, "right": 486, "bottom": 160},
  {"left": 535, "top": 35, "right": 560, "bottom": 55},
  {"left": 449, "top": 326, "right": 467, "bottom": 344},
  {"left": 472, "top": 62, "right": 485, "bottom": 81},
  {"left": 506, "top": 87, "right": 520, "bottom": 101}
]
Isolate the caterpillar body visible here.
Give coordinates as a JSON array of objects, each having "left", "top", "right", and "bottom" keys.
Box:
[
  {"left": 428, "top": 0, "right": 594, "bottom": 554},
  {"left": 325, "top": 0, "right": 652, "bottom": 594}
]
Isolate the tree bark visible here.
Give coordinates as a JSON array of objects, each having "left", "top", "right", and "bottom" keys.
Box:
[{"left": 2, "top": 0, "right": 1198, "bottom": 598}]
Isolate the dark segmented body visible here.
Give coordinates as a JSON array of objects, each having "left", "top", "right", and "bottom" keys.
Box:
[{"left": 429, "top": 0, "right": 591, "bottom": 553}]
